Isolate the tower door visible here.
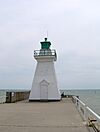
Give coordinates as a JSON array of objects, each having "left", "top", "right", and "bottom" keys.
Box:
[{"left": 40, "top": 80, "right": 49, "bottom": 100}]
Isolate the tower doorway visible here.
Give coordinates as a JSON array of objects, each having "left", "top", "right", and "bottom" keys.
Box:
[{"left": 40, "top": 80, "right": 49, "bottom": 100}]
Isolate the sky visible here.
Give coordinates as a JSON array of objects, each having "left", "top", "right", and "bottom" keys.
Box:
[{"left": 0, "top": 0, "right": 100, "bottom": 90}]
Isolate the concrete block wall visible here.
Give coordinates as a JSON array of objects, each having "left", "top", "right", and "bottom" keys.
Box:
[{"left": 6, "top": 91, "right": 30, "bottom": 103}]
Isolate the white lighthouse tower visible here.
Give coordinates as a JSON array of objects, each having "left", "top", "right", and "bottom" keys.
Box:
[{"left": 29, "top": 38, "right": 61, "bottom": 101}]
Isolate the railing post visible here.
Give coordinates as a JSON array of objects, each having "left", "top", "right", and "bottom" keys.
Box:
[
  {"left": 83, "top": 105, "right": 88, "bottom": 122},
  {"left": 74, "top": 96, "right": 77, "bottom": 107},
  {"left": 77, "top": 100, "right": 80, "bottom": 112}
]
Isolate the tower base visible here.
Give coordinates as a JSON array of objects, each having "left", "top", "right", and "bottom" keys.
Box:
[{"left": 29, "top": 99, "right": 61, "bottom": 102}]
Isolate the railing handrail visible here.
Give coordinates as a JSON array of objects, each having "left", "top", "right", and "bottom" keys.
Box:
[
  {"left": 73, "top": 96, "right": 100, "bottom": 129},
  {"left": 34, "top": 49, "right": 56, "bottom": 51},
  {"left": 87, "top": 106, "right": 100, "bottom": 122},
  {"left": 73, "top": 96, "right": 85, "bottom": 106}
]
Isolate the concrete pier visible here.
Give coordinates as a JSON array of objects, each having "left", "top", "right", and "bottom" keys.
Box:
[{"left": 0, "top": 98, "right": 93, "bottom": 132}]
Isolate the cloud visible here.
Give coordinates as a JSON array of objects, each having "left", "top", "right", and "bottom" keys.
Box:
[
  {"left": 0, "top": 0, "right": 100, "bottom": 89},
  {"left": 56, "top": 52, "right": 100, "bottom": 89}
]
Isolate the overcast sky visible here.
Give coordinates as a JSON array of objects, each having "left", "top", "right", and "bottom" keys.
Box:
[{"left": 0, "top": 0, "right": 100, "bottom": 90}]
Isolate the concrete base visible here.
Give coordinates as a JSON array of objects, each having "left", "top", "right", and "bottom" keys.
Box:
[{"left": 29, "top": 99, "right": 61, "bottom": 102}]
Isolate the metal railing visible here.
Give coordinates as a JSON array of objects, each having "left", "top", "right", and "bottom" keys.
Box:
[
  {"left": 73, "top": 96, "right": 100, "bottom": 131},
  {"left": 34, "top": 49, "right": 56, "bottom": 57}
]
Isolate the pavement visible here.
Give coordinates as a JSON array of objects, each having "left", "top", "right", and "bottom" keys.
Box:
[{"left": 0, "top": 98, "right": 93, "bottom": 132}]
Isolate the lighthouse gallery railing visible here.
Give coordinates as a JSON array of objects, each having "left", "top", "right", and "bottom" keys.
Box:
[{"left": 34, "top": 50, "right": 56, "bottom": 57}]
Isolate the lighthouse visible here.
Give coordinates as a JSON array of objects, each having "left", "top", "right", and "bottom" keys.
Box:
[{"left": 29, "top": 38, "right": 61, "bottom": 101}]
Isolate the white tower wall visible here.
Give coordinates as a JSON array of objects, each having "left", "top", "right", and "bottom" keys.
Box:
[{"left": 29, "top": 56, "right": 61, "bottom": 101}]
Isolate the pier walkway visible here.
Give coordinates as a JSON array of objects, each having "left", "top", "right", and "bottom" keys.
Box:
[{"left": 0, "top": 98, "right": 93, "bottom": 132}]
